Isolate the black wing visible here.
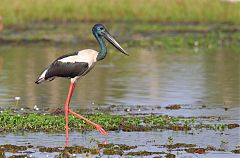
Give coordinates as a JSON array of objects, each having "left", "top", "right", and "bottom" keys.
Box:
[{"left": 45, "top": 61, "right": 89, "bottom": 79}]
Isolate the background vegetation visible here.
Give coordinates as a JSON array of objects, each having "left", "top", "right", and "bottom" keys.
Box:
[{"left": 0, "top": 0, "right": 240, "bottom": 26}]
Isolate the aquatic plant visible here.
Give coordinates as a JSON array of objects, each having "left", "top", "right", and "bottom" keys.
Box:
[
  {"left": 231, "top": 149, "right": 240, "bottom": 154},
  {"left": 14, "top": 96, "right": 21, "bottom": 107},
  {"left": 0, "top": 110, "right": 238, "bottom": 132},
  {"left": 127, "top": 151, "right": 165, "bottom": 156},
  {"left": 167, "top": 136, "right": 174, "bottom": 147}
]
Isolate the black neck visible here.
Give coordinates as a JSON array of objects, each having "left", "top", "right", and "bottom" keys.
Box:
[{"left": 93, "top": 32, "right": 107, "bottom": 61}]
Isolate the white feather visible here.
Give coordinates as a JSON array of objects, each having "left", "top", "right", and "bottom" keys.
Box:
[
  {"left": 36, "top": 49, "right": 99, "bottom": 84},
  {"left": 35, "top": 69, "right": 48, "bottom": 83},
  {"left": 58, "top": 49, "right": 98, "bottom": 68},
  {"left": 39, "top": 69, "right": 47, "bottom": 79}
]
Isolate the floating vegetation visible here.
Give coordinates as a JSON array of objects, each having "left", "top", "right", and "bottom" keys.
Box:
[
  {"left": 0, "top": 110, "right": 238, "bottom": 132},
  {"left": 227, "top": 124, "right": 240, "bottom": 129},
  {"left": 103, "top": 148, "right": 123, "bottom": 155},
  {"left": 65, "top": 146, "right": 98, "bottom": 155},
  {"left": 8, "top": 155, "right": 28, "bottom": 158},
  {"left": 98, "top": 144, "right": 137, "bottom": 151},
  {"left": 165, "top": 153, "right": 176, "bottom": 158},
  {"left": 55, "top": 151, "right": 71, "bottom": 158},
  {"left": 38, "top": 146, "right": 99, "bottom": 155},
  {"left": 0, "top": 142, "right": 236, "bottom": 157},
  {"left": 38, "top": 143, "right": 137, "bottom": 156},
  {"left": 39, "top": 147, "right": 62, "bottom": 153},
  {"left": 165, "top": 104, "right": 181, "bottom": 110},
  {"left": 185, "top": 148, "right": 206, "bottom": 154},
  {"left": 206, "top": 145, "right": 217, "bottom": 151},
  {"left": 232, "top": 149, "right": 240, "bottom": 154},
  {"left": 100, "top": 144, "right": 135, "bottom": 156},
  {"left": 0, "top": 150, "right": 5, "bottom": 157},
  {"left": 0, "top": 144, "right": 33, "bottom": 158},
  {"left": 163, "top": 143, "right": 197, "bottom": 149},
  {"left": 0, "top": 144, "right": 32, "bottom": 153},
  {"left": 127, "top": 151, "right": 165, "bottom": 156}
]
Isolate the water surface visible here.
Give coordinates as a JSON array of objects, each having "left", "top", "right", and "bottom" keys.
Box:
[
  {"left": 0, "top": 45, "right": 239, "bottom": 111},
  {"left": 0, "top": 44, "right": 239, "bottom": 157},
  {"left": 0, "top": 129, "right": 239, "bottom": 158}
]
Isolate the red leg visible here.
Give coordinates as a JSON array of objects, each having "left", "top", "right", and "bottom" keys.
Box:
[
  {"left": 69, "top": 110, "right": 108, "bottom": 136},
  {"left": 64, "top": 82, "right": 76, "bottom": 147}
]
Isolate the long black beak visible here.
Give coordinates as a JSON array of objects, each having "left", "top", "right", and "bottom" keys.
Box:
[{"left": 102, "top": 31, "right": 129, "bottom": 56}]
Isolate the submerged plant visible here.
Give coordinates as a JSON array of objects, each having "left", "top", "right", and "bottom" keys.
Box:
[
  {"left": 220, "top": 140, "right": 229, "bottom": 151},
  {"left": 167, "top": 136, "right": 174, "bottom": 149}
]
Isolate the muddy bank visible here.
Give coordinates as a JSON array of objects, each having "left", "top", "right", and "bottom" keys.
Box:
[{"left": 0, "top": 22, "right": 239, "bottom": 48}]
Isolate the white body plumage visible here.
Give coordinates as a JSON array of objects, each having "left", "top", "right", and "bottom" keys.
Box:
[{"left": 35, "top": 49, "right": 99, "bottom": 84}]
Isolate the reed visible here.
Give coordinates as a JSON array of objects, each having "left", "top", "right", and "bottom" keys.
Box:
[{"left": 0, "top": 0, "right": 240, "bottom": 26}]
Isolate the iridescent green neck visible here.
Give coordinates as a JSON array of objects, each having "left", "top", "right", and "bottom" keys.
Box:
[{"left": 94, "top": 32, "right": 107, "bottom": 61}]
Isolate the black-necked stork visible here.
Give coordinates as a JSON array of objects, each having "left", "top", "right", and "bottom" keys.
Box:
[{"left": 35, "top": 24, "right": 128, "bottom": 146}]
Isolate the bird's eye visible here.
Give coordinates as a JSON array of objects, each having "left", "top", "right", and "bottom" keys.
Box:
[{"left": 100, "top": 27, "right": 104, "bottom": 30}]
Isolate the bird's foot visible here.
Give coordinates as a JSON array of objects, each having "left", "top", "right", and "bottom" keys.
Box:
[{"left": 95, "top": 124, "right": 108, "bottom": 136}]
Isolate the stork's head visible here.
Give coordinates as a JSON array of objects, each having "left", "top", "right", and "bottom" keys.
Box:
[{"left": 92, "top": 24, "right": 129, "bottom": 56}]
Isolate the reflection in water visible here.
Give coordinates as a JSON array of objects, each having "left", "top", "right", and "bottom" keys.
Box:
[{"left": 0, "top": 45, "right": 239, "bottom": 111}]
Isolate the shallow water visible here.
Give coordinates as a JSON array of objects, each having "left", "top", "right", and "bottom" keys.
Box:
[
  {"left": 0, "top": 43, "right": 239, "bottom": 157},
  {"left": 0, "top": 129, "right": 239, "bottom": 157},
  {"left": 0, "top": 45, "right": 239, "bottom": 111}
]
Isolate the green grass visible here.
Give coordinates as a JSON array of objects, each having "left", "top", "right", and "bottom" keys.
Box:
[
  {"left": 0, "top": 0, "right": 240, "bottom": 26},
  {"left": 0, "top": 110, "right": 237, "bottom": 132},
  {"left": 127, "top": 31, "right": 240, "bottom": 49},
  {"left": 0, "top": 21, "right": 239, "bottom": 49}
]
